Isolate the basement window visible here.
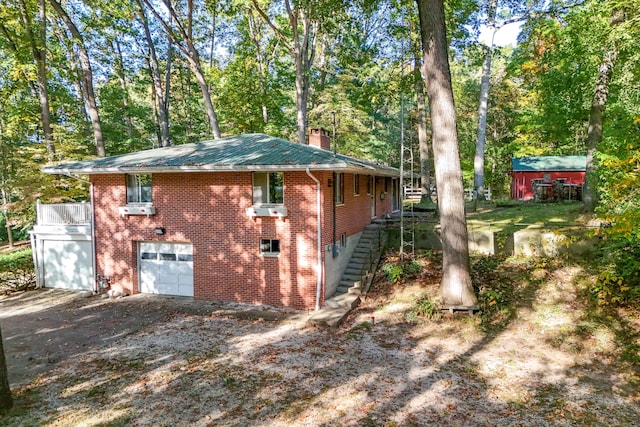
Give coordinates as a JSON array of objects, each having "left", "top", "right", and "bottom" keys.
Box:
[
  {"left": 126, "top": 174, "right": 152, "bottom": 204},
  {"left": 260, "top": 239, "right": 280, "bottom": 256}
]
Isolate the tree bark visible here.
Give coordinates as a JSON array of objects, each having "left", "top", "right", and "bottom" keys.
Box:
[
  {"left": 0, "top": 120, "right": 14, "bottom": 248},
  {"left": 414, "top": 50, "right": 432, "bottom": 204},
  {"left": 49, "top": 0, "right": 106, "bottom": 157},
  {"left": 417, "top": 0, "right": 477, "bottom": 307},
  {"left": 113, "top": 39, "right": 133, "bottom": 140},
  {"left": 474, "top": 0, "right": 497, "bottom": 202},
  {"left": 252, "top": 0, "right": 317, "bottom": 144},
  {"left": 247, "top": 9, "right": 269, "bottom": 123},
  {"left": 137, "top": 0, "right": 170, "bottom": 147},
  {"left": 0, "top": 325, "right": 12, "bottom": 414},
  {"left": 583, "top": 10, "right": 624, "bottom": 213},
  {"left": 141, "top": 0, "right": 221, "bottom": 139},
  {"left": 18, "top": 0, "right": 55, "bottom": 161}
]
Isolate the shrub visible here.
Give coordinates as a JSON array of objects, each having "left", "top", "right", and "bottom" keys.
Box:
[
  {"left": 410, "top": 294, "right": 441, "bottom": 320},
  {"left": 0, "top": 248, "right": 36, "bottom": 293},
  {"left": 381, "top": 263, "right": 403, "bottom": 283},
  {"left": 381, "top": 259, "right": 422, "bottom": 283},
  {"left": 592, "top": 229, "right": 640, "bottom": 305}
]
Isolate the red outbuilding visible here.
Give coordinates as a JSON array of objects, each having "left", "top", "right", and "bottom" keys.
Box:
[{"left": 511, "top": 156, "right": 586, "bottom": 201}]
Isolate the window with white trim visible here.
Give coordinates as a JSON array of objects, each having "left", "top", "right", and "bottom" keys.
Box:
[
  {"left": 253, "top": 172, "right": 284, "bottom": 205},
  {"left": 126, "top": 174, "right": 152, "bottom": 204},
  {"left": 353, "top": 174, "right": 360, "bottom": 195},
  {"left": 334, "top": 172, "right": 344, "bottom": 205},
  {"left": 260, "top": 239, "right": 280, "bottom": 256}
]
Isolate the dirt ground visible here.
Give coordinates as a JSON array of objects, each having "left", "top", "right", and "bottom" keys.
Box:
[
  {"left": 0, "top": 289, "right": 300, "bottom": 386},
  {"left": 1, "top": 260, "right": 640, "bottom": 426}
]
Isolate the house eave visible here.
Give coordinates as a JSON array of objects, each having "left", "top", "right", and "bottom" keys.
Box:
[{"left": 43, "top": 163, "right": 399, "bottom": 177}]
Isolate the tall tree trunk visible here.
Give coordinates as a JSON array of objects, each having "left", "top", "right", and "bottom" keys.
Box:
[
  {"left": 0, "top": 325, "right": 12, "bottom": 414},
  {"left": 49, "top": 0, "right": 106, "bottom": 157},
  {"left": 247, "top": 9, "right": 269, "bottom": 123},
  {"left": 141, "top": 0, "right": 221, "bottom": 139},
  {"left": 164, "top": 31, "right": 172, "bottom": 127},
  {"left": 583, "top": 10, "right": 623, "bottom": 213},
  {"left": 137, "top": 0, "right": 170, "bottom": 147},
  {"left": 18, "top": 0, "right": 55, "bottom": 161},
  {"left": 414, "top": 50, "right": 432, "bottom": 204},
  {"left": 1, "top": 188, "right": 13, "bottom": 248},
  {"left": 252, "top": 0, "right": 317, "bottom": 144},
  {"left": 417, "top": 0, "right": 477, "bottom": 307},
  {"left": 474, "top": 0, "right": 497, "bottom": 202},
  {"left": 113, "top": 39, "right": 133, "bottom": 139},
  {"left": 0, "top": 130, "right": 13, "bottom": 248}
]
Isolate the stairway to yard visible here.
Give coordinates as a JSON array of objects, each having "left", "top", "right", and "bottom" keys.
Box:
[{"left": 309, "top": 222, "right": 386, "bottom": 327}]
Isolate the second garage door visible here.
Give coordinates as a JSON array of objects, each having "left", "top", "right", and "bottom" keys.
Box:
[
  {"left": 43, "top": 239, "right": 94, "bottom": 291},
  {"left": 139, "top": 242, "right": 194, "bottom": 297}
]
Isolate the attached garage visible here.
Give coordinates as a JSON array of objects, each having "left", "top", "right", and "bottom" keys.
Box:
[
  {"left": 31, "top": 223, "right": 94, "bottom": 291},
  {"left": 42, "top": 239, "right": 93, "bottom": 290},
  {"left": 139, "top": 242, "right": 194, "bottom": 297}
]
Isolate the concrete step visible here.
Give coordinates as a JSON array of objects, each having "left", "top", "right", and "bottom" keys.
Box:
[
  {"left": 308, "top": 307, "right": 351, "bottom": 327},
  {"left": 345, "top": 259, "right": 366, "bottom": 268},
  {"left": 344, "top": 266, "right": 366, "bottom": 276},
  {"left": 339, "top": 279, "right": 361, "bottom": 288},
  {"left": 324, "top": 292, "right": 360, "bottom": 310},
  {"left": 342, "top": 273, "right": 364, "bottom": 282},
  {"left": 336, "top": 285, "right": 361, "bottom": 295},
  {"left": 351, "top": 254, "right": 371, "bottom": 263},
  {"left": 353, "top": 246, "right": 377, "bottom": 254}
]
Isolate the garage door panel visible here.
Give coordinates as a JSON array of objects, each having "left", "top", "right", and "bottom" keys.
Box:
[
  {"left": 178, "top": 275, "right": 194, "bottom": 286},
  {"left": 139, "top": 242, "right": 193, "bottom": 297},
  {"left": 43, "top": 240, "right": 93, "bottom": 291}
]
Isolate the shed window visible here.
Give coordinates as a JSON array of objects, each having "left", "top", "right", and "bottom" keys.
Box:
[
  {"left": 253, "top": 172, "right": 284, "bottom": 205},
  {"left": 126, "top": 174, "right": 152, "bottom": 204}
]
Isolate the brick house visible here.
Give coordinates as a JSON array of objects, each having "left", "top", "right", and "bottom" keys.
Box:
[{"left": 42, "top": 131, "right": 399, "bottom": 310}]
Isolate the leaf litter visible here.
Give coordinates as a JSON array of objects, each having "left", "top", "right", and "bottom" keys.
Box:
[{"left": 3, "top": 255, "right": 640, "bottom": 426}]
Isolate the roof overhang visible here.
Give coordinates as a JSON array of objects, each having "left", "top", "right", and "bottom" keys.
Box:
[{"left": 43, "top": 163, "right": 400, "bottom": 177}]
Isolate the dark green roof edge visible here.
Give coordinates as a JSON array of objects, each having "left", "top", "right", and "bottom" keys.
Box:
[
  {"left": 43, "top": 133, "right": 399, "bottom": 177},
  {"left": 511, "top": 156, "right": 586, "bottom": 172}
]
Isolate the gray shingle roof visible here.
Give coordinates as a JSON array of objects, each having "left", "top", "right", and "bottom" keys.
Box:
[
  {"left": 511, "top": 156, "right": 586, "bottom": 172},
  {"left": 43, "top": 133, "right": 399, "bottom": 177}
]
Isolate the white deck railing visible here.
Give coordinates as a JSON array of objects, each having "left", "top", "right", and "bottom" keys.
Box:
[{"left": 36, "top": 201, "right": 92, "bottom": 226}]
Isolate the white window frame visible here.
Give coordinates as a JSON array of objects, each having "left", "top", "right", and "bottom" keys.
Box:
[
  {"left": 334, "top": 172, "right": 344, "bottom": 205},
  {"left": 353, "top": 174, "right": 360, "bottom": 196},
  {"left": 126, "top": 174, "right": 152, "bottom": 204},
  {"left": 253, "top": 172, "right": 284, "bottom": 206}
]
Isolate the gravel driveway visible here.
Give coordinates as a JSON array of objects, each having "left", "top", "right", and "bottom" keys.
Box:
[{"left": 0, "top": 289, "right": 298, "bottom": 386}]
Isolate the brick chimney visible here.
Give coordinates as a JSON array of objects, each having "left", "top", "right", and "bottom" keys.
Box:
[{"left": 309, "top": 128, "right": 331, "bottom": 151}]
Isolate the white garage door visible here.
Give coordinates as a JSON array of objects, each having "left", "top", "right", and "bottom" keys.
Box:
[
  {"left": 43, "top": 240, "right": 94, "bottom": 291},
  {"left": 139, "top": 242, "right": 194, "bottom": 297}
]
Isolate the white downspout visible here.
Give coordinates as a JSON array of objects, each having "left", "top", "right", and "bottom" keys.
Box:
[
  {"left": 306, "top": 167, "right": 323, "bottom": 311},
  {"left": 90, "top": 182, "right": 97, "bottom": 293}
]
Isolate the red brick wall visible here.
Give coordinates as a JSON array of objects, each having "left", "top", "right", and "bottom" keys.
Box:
[
  {"left": 318, "top": 173, "right": 395, "bottom": 246},
  {"left": 90, "top": 170, "right": 396, "bottom": 309}
]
